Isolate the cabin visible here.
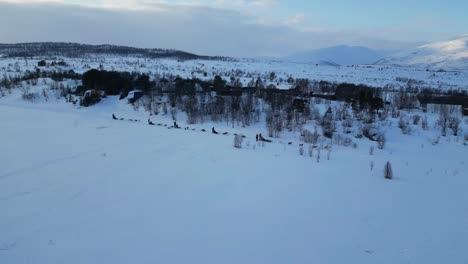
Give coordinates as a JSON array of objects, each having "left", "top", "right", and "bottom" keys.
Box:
[
  {"left": 127, "top": 90, "right": 144, "bottom": 103},
  {"left": 80, "top": 89, "right": 106, "bottom": 107},
  {"left": 84, "top": 89, "right": 105, "bottom": 98}
]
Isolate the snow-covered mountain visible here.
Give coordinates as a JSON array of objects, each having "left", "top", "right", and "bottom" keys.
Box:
[
  {"left": 284, "top": 45, "right": 391, "bottom": 66},
  {"left": 376, "top": 35, "right": 468, "bottom": 70}
]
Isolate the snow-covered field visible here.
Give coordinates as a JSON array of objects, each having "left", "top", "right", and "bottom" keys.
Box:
[
  {"left": 2, "top": 55, "right": 468, "bottom": 91},
  {"left": 1, "top": 87, "right": 468, "bottom": 263}
]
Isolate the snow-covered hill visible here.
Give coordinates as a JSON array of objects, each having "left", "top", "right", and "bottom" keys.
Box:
[
  {"left": 377, "top": 35, "right": 468, "bottom": 70},
  {"left": 284, "top": 45, "right": 391, "bottom": 66}
]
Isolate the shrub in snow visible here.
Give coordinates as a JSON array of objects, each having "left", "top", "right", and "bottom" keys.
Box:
[
  {"left": 233, "top": 135, "right": 243, "bottom": 149},
  {"left": 421, "top": 116, "right": 429, "bottom": 130},
  {"left": 332, "top": 134, "right": 353, "bottom": 147},
  {"left": 398, "top": 116, "right": 411, "bottom": 135},
  {"left": 448, "top": 116, "right": 461, "bottom": 136},
  {"left": 377, "top": 134, "right": 386, "bottom": 149},
  {"left": 321, "top": 107, "right": 335, "bottom": 138},
  {"left": 437, "top": 107, "right": 450, "bottom": 136},
  {"left": 80, "top": 93, "right": 101, "bottom": 107},
  {"left": 412, "top": 114, "right": 421, "bottom": 125},
  {"left": 42, "top": 88, "right": 49, "bottom": 101},
  {"left": 402, "top": 125, "right": 412, "bottom": 135},
  {"left": 342, "top": 119, "right": 353, "bottom": 134},
  {"left": 21, "top": 90, "right": 40, "bottom": 102},
  {"left": 310, "top": 107, "right": 321, "bottom": 120},
  {"left": 162, "top": 103, "right": 168, "bottom": 115},
  {"left": 308, "top": 145, "right": 313, "bottom": 157},
  {"left": 378, "top": 109, "right": 389, "bottom": 121},
  {"left": 362, "top": 124, "right": 378, "bottom": 140},
  {"left": 170, "top": 107, "right": 177, "bottom": 121},
  {"left": 303, "top": 128, "right": 320, "bottom": 145},
  {"left": 391, "top": 109, "right": 400, "bottom": 118},
  {"left": 343, "top": 137, "right": 353, "bottom": 147},
  {"left": 37, "top": 60, "right": 47, "bottom": 67},
  {"left": 384, "top": 161, "right": 393, "bottom": 180}
]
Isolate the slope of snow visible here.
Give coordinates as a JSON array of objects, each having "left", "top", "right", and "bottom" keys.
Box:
[
  {"left": 0, "top": 92, "right": 467, "bottom": 264},
  {"left": 284, "top": 45, "right": 391, "bottom": 66},
  {"left": 377, "top": 35, "right": 468, "bottom": 70}
]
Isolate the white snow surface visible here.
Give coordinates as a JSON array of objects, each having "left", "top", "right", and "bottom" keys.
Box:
[{"left": 1, "top": 90, "right": 468, "bottom": 263}]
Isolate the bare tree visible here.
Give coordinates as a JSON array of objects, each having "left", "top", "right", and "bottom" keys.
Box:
[
  {"left": 377, "top": 134, "right": 386, "bottom": 150},
  {"left": 421, "top": 116, "right": 428, "bottom": 130},
  {"left": 384, "top": 161, "right": 393, "bottom": 180},
  {"left": 162, "top": 102, "right": 168, "bottom": 115},
  {"left": 448, "top": 116, "right": 461, "bottom": 136},
  {"left": 321, "top": 106, "right": 336, "bottom": 138},
  {"left": 233, "top": 135, "right": 243, "bottom": 149},
  {"left": 438, "top": 106, "right": 449, "bottom": 136},
  {"left": 308, "top": 145, "right": 313, "bottom": 157},
  {"left": 412, "top": 114, "right": 421, "bottom": 125}
]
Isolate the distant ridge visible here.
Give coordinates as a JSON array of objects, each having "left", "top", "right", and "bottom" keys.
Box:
[
  {"left": 0, "top": 42, "right": 228, "bottom": 60},
  {"left": 283, "top": 45, "right": 391, "bottom": 66}
]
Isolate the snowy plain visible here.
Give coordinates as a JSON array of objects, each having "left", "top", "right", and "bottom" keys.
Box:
[
  {"left": 2, "top": 55, "right": 468, "bottom": 91},
  {"left": 1, "top": 84, "right": 468, "bottom": 264}
]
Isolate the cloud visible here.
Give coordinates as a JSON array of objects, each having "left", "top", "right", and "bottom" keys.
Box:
[
  {"left": 213, "top": 0, "right": 278, "bottom": 9},
  {"left": 286, "top": 13, "right": 305, "bottom": 25},
  {"left": 0, "top": 1, "right": 415, "bottom": 57}
]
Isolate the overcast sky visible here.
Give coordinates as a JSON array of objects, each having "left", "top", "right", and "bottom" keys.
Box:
[{"left": 0, "top": 0, "right": 467, "bottom": 57}]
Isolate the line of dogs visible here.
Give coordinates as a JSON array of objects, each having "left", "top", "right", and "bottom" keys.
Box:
[
  {"left": 111, "top": 113, "right": 304, "bottom": 144},
  {"left": 113, "top": 113, "right": 249, "bottom": 138},
  {"left": 111, "top": 114, "right": 321, "bottom": 147}
]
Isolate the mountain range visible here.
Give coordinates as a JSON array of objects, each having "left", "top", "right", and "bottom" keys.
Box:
[{"left": 2, "top": 37, "right": 468, "bottom": 70}]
